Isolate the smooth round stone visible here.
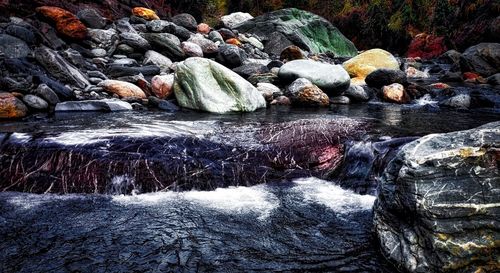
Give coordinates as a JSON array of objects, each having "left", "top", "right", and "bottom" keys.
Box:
[{"left": 23, "top": 94, "right": 49, "bottom": 110}]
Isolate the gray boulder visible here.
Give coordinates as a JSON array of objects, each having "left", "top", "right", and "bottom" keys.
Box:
[
  {"left": 0, "top": 34, "right": 30, "bottom": 58},
  {"left": 77, "top": 9, "right": 107, "bottom": 29},
  {"left": 22, "top": 95, "right": 48, "bottom": 110},
  {"left": 174, "top": 57, "right": 266, "bottom": 113},
  {"left": 171, "top": 13, "right": 197, "bottom": 31},
  {"left": 278, "top": 60, "right": 350, "bottom": 96},
  {"left": 143, "top": 33, "right": 185, "bottom": 60},
  {"left": 374, "top": 121, "right": 500, "bottom": 273},
  {"left": 460, "top": 43, "right": 500, "bottom": 77},
  {"left": 34, "top": 84, "right": 60, "bottom": 105},
  {"left": 143, "top": 50, "right": 172, "bottom": 72},
  {"left": 119, "top": 32, "right": 150, "bottom": 51}
]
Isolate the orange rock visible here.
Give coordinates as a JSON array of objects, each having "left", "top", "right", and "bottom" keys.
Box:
[
  {"left": 151, "top": 75, "right": 175, "bottom": 99},
  {"left": 382, "top": 83, "right": 410, "bottom": 104},
  {"left": 36, "top": 6, "right": 87, "bottom": 40},
  {"left": 226, "top": 38, "right": 242, "bottom": 47},
  {"left": 0, "top": 92, "right": 28, "bottom": 119},
  {"left": 132, "top": 7, "right": 159, "bottom": 21},
  {"left": 98, "top": 80, "right": 147, "bottom": 99},
  {"left": 197, "top": 23, "right": 210, "bottom": 34}
]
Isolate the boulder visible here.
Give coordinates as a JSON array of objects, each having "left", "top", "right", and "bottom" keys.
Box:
[
  {"left": 187, "top": 34, "right": 218, "bottom": 55},
  {"left": 286, "top": 78, "right": 329, "bottom": 107},
  {"left": 216, "top": 44, "right": 247, "bottom": 68},
  {"left": 236, "top": 8, "right": 357, "bottom": 57},
  {"left": 343, "top": 85, "right": 371, "bottom": 102},
  {"left": 143, "top": 50, "right": 172, "bottom": 72},
  {"left": 34, "top": 84, "right": 60, "bottom": 105},
  {"left": 151, "top": 74, "right": 175, "bottom": 99},
  {"left": 278, "top": 60, "right": 350, "bottom": 96},
  {"left": 5, "top": 25, "right": 36, "bottom": 44},
  {"left": 146, "top": 20, "right": 171, "bottom": 33},
  {"left": 374, "top": 122, "right": 500, "bottom": 273},
  {"left": 55, "top": 99, "right": 132, "bottom": 112},
  {"left": 343, "top": 49, "right": 399, "bottom": 85},
  {"left": 174, "top": 57, "right": 266, "bottom": 113},
  {"left": 280, "top": 45, "right": 305, "bottom": 62},
  {"left": 0, "top": 34, "right": 30, "bottom": 58},
  {"left": 460, "top": 43, "right": 500, "bottom": 77},
  {"left": 365, "top": 69, "right": 408, "bottom": 89},
  {"left": 0, "top": 92, "right": 28, "bottom": 119},
  {"left": 36, "top": 6, "right": 87, "bottom": 40},
  {"left": 407, "top": 33, "right": 447, "bottom": 59},
  {"left": 197, "top": 23, "right": 210, "bottom": 34},
  {"left": 77, "top": 8, "right": 107, "bottom": 29},
  {"left": 181, "top": 41, "right": 203, "bottom": 57},
  {"left": 487, "top": 73, "right": 500, "bottom": 86},
  {"left": 98, "top": 80, "right": 146, "bottom": 99},
  {"left": 143, "top": 33, "right": 185, "bottom": 60},
  {"left": 22, "top": 95, "right": 48, "bottom": 110},
  {"left": 131, "top": 7, "right": 159, "bottom": 21},
  {"left": 119, "top": 32, "right": 150, "bottom": 51},
  {"left": 171, "top": 13, "right": 197, "bottom": 31},
  {"left": 257, "top": 83, "right": 280, "bottom": 101},
  {"left": 220, "top": 12, "right": 253, "bottom": 29},
  {"left": 34, "top": 46, "right": 90, "bottom": 89},
  {"left": 106, "top": 65, "right": 160, "bottom": 78},
  {"left": 439, "top": 94, "right": 471, "bottom": 109},
  {"left": 382, "top": 83, "right": 410, "bottom": 104},
  {"left": 232, "top": 63, "right": 269, "bottom": 79},
  {"left": 88, "top": 28, "right": 118, "bottom": 52}
]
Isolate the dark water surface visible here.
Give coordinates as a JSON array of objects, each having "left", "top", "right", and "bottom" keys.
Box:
[{"left": 0, "top": 104, "right": 498, "bottom": 273}]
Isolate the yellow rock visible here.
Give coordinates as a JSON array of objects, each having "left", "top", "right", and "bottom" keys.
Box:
[
  {"left": 132, "top": 7, "right": 160, "bottom": 21},
  {"left": 343, "top": 49, "right": 399, "bottom": 85},
  {"left": 98, "top": 80, "right": 147, "bottom": 99}
]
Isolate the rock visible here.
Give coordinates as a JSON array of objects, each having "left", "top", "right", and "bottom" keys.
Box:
[
  {"left": 208, "top": 31, "right": 224, "bottom": 43},
  {"left": 487, "top": 73, "right": 500, "bottom": 85},
  {"left": 271, "top": 96, "right": 291, "bottom": 105},
  {"left": 382, "top": 83, "right": 410, "bottom": 104},
  {"left": 439, "top": 94, "right": 471, "bottom": 109},
  {"left": 77, "top": 8, "right": 107, "bottom": 29},
  {"left": 257, "top": 83, "right": 279, "bottom": 101},
  {"left": 330, "top": 96, "right": 350, "bottom": 104},
  {"left": 88, "top": 28, "right": 118, "bottom": 52},
  {"left": 0, "top": 34, "right": 30, "bottom": 58},
  {"left": 5, "top": 25, "right": 36, "bottom": 44},
  {"left": 36, "top": 6, "right": 87, "bottom": 40},
  {"left": 171, "top": 13, "right": 197, "bottom": 31},
  {"left": 220, "top": 12, "right": 253, "bottom": 29},
  {"left": 343, "top": 85, "right": 371, "bottom": 102},
  {"left": 440, "top": 71, "right": 463, "bottom": 82},
  {"left": 174, "top": 57, "right": 266, "bottom": 113},
  {"left": 232, "top": 63, "right": 269, "bottom": 79},
  {"left": 187, "top": 34, "right": 218, "bottom": 55},
  {"left": 236, "top": 8, "right": 357, "bottom": 57},
  {"left": 131, "top": 7, "right": 159, "bottom": 21},
  {"left": 438, "top": 49, "right": 461, "bottom": 64},
  {"left": 239, "top": 35, "right": 264, "bottom": 51},
  {"left": 216, "top": 44, "right": 247, "bottom": 68},
  {"left": 197, "top": 23, "right": 210, "bottom": 34},
  {"left": 286, "top": 78, "right": 329, "bottom": 107},
  {"left": 343, "top": 49, "right": 399, "bottom": 85},
  {"left": 218, "top": 28, "right": 237, "bottom": 41},
  {"left": 143, "top": 50, "right": 172, "bottom": 72},
  {"left": 172, "top": 25, "right": 193, "bottom": 41},
  {"left": 98, "top": 80, "right": 146, "bottom": 99},
  {"left": 280, "top": 45, "right": 305, "bottom": 62},
  {"left": 407, "top": 33, "right": 447, "bottom": 59},
  {"left": 143, "top": 33, "right": 185, "bottom": 60},
  {"left": 119, "top": 32, "right": 150, "bottom": 51},
  {"left": 106, "top": 65, "right": 160, "bottom": 78},
  {"left": 145, "top": 20, "right": 171, "bottom": 32},
  {"left": 55, "top": 99, "right": 132, "bottom": 112},
  {"left": 91, "top": 48, "right": 107, "bottom": 57},
  {"left": 226, "top": 38, "right": 242, "bottom": 47},
  {"left": 151, "top": 74, "right": 175, "bottom": 99},
  {"left": 460, "top": 43, "right": 500, "bottom": 77},
  {"left": 0, "top": 92, "right": 28, "bottom": 118},
  {"left": 22, "top": 94, "right": 48, "bottom": 110},
  {"left": 278, "top": 60, "right": 350, "bottom": 96},
  {"left": 111, "top": 58, "right": 138, "bottom": 67},
  {"left": 405, "top": 67, "right": 429, "bottom": 78},
  {"left": 34, "top": 84, "right": 60, "bottom": 105},
  {"left": 365, "top": 69, "right": 408, "bottom": 89},
  {"left": 181, "top": 41, "right": 203, "bottom": 57},
  {"left": 374, "top": 122, "right": 500, "bottom": 273},
  {"left": 115, "top": 18, "right": 137, "bottom": 34},
  {"left": 156, "top": 99, "right": 179, "bottom": 112},
  {"left": 34, "top": 46, "right": 90, "bottom": 89}
]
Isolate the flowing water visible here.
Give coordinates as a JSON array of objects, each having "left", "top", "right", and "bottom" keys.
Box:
[{"left": 0, "top": 103, "right": 499, "bottom": 272}]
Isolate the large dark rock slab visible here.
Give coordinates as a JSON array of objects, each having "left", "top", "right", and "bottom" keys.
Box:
[
  {"left": 374, "top": 121, "right": 500, "bottom": 273},
  {"left": 0, "top": 118, "right": 366, "bottom": 194}
]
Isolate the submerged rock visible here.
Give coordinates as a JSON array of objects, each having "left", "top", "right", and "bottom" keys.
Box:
[
  {"left": 374, "top": 122, "right": 500, "bottom": 273},
  {"left": 174, "top": 57, "right": 266, "bottom": 113},
  {"left": 236, "top": 8, "right": 357, "bottom": 57},
  {"left": 55, "top": 99, "right": 132, "bottom": 112},
  {"left": 278, "top": 60, "right": 350, "bottom": 96}
]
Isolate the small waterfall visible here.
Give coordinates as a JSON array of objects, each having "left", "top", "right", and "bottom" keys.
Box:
[{"left": 107, "top": 175, "right": 140, "bottom": 195}]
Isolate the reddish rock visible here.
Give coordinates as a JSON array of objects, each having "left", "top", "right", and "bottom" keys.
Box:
[
  {"left": 151, "top": 75, "right": 175, "bottom": 99},
  {"left": 271, "top": 96, "right": 291, "bottom": 106},
  {"left": 132, "top": 7, "right": 159, "bottom": 20},
  {"left": 226, "top": 38, "right": 242, "bottom": 47},
  {"left": 382, "top": 83, "right": 410, "bottom": 104},
  {"left": 98, "top": 80, "right": 146, "bottom": 99},
  {"left": 462, "top": 72, "right": 486, "bottom": 83},
  {"left": 407, "top": 33, "right": 447, "bottom": 59},
  {"left": 0, "top": 92, "right": 28, "bottom": 119},
  {"left": 36, "top": 6, "right": 87, "bottom": 40},
  {"left": 197, "top": 23, "right": 210, "bottom": 34},
  {"left": 280, "top": 45, "right": 305, "bottom": 62},
  {"left": 429, "top": 83, "right": 451, "bottom": 90}
]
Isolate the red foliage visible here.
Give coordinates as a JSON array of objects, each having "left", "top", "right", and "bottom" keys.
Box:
[{"left": 407, "top": 33, "right": 447, "bottom": 59}]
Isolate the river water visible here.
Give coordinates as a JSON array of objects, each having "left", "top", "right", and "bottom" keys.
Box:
[{"left": 0, "top": 103, "right": 498, "bottom": 272}]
